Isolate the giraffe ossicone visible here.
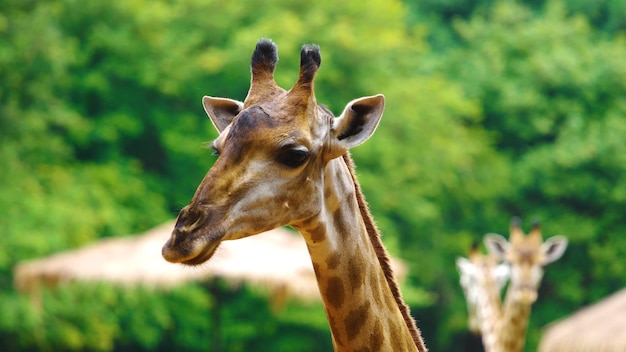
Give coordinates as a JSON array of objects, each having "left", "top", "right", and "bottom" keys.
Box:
[{"left": 162, "top": 39, "right": 427, "bottom": 352}]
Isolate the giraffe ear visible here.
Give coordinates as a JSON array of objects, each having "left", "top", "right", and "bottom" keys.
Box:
[
  {"left": 202, "top": 96, "right": 244, "bottom": 132},
  {"left": 541, "top": 235, "right": 568, "bottom": 264},
  {"left": 483, "top": 233, "right": 509, "bottom": 261},
  {"left": 328, "top": 94, "right": 384, "bottom": 158}
]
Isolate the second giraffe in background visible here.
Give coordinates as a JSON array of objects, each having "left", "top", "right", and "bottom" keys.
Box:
[{"left": 458, "top": 218, "right": 568, "bottom": 352}]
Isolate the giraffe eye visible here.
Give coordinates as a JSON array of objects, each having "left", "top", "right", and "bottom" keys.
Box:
[{"left": 277, "top": 145, "right": 310, "bottom": 168}]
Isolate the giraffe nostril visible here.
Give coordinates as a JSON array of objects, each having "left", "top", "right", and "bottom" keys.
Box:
[{"left": 176, "top": 205, "right": 202, "bottom": 229}]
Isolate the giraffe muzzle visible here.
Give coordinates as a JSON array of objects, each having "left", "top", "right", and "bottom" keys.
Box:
[{"left": 161, "top": 205, "right": 227, "bottom": 265}]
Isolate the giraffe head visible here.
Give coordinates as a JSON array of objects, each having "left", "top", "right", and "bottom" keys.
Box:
[
  {"left": 456, "top": 243, "right": 510, "bottom": 333},
  {"left": 484, "top": 218, "right": 568, "bottom": 304},
  {"left": 162, "top": 39, "right": 385, "bottom": 265}
]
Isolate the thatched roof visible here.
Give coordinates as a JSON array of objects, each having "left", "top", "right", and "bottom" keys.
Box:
[
  {"left": 539, "top": 288, "right": 626, "bottom": 352},
  {"left": 14, "top": 221, "right": 407, "bottom": 302},
  {"left": 14, "top": 222, "right": 320, "bottom": 300}
]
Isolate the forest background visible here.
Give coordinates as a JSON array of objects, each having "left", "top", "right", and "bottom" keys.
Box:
[{"left": 1, "top": 0, "right": 625, "bottom": 350}]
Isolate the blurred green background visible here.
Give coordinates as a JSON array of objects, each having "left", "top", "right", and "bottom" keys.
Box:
[{"left": 1, "top": 0, "right": 625, "bottom": 350}]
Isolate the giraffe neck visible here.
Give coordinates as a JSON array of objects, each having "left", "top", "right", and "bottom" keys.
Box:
[
  {"left": 473, "top": 264, "right": 503, "bottom": 352},
  {"left": 496, "top": 290, "right": 531, "bottom": 352},
  {"left": 292, "top": 153, "right": 426, "bottom": 352}
]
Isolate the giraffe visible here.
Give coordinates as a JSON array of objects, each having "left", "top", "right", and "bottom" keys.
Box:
[
  {"left": 456, "top": 242, "right": 510, "bottom": 342},
  {"left": 161, "top": 39, "right": 428, "bottom": 352},
  {"left": 482, "top": 218, "right": 568, "bottom": 352}
]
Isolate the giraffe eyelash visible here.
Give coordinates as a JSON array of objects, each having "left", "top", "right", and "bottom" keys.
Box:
[{"left": 205, "top": 141, "right": 220, "bottom": 156}]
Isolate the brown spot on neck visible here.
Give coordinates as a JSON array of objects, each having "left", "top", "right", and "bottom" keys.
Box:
[
  {"left": 344, "top": 302, "right": 370, "bottom": 340},
  {"left": 332, "top": 207, "right": 349, "bottom": 238},
  {"left": 326, "top": 276, "right": 345, "bottom": 310},
  {"left": 348, "top": 256, "right": 365, "bottom": 292},
  {"left": 369, "top": 321, "right": 384, "bottom": 351},
  {"left": 327, "top": 253, "right": 341, "bottom": 270},
  {"left": 309, "top": 220, "right": 327, "bottom": 244}
]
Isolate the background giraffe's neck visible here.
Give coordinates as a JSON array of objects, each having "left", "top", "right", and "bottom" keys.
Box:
[
  {"left": 473, "top": 262, "right": 503, "bottom": 352},
  {"left": 496, "top": 291, "right": 531, "bottom": 352},
  {"left": 293, "top": 153, "right": 426, "bottom": 352}
]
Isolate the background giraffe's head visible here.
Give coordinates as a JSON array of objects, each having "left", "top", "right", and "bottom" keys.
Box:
[
  {"left": 456, "top": 243, "right": 510, "bottom": 333},
  {"left": 484, "top": 218, "right": 568, "bottom": 304},
  {"left": 162, "top": 39, "right": 385, "bottom": 265}
]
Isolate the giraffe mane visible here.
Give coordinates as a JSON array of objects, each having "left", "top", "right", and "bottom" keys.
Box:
[{"left": 341, "top": 153, "right": 428, "bottom": 352}]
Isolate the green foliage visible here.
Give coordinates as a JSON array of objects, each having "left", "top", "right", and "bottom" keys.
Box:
[
  {"left": 0, "top": 291, "right": 39, "bottom": 350},
  {"left": 1, "top": 0, "right": 625, "bottom": 350},
  {"left": 0, "top": 282, "right": 209, "bottom": 351}
]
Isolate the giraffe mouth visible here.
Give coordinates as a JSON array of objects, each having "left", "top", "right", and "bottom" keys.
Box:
[
  {"left": 162, "top": 229, "right": 224, "bottom": 266},
  {"left": 513, "top": 285, "right": 538, "bottom": 303},
  {"left": 180, "top": 239, "right": 222, "bottom": 266}
]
